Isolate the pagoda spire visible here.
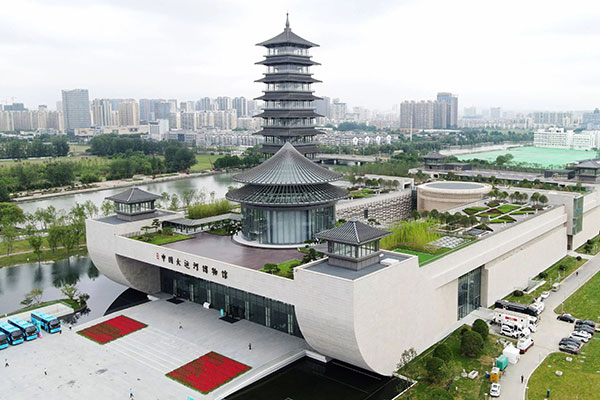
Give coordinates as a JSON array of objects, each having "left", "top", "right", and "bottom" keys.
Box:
[{"left": 285, "top": 13, "right": 290, "bottom": 29}]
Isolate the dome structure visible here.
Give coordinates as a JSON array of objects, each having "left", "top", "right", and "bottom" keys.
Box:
[{"left": 227, "top": 143, "right": 348, "bottom": 245}]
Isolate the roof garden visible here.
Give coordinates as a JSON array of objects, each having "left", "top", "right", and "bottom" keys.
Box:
[{"left": 387, "top": 197, "right": 550, "bottom": 266}]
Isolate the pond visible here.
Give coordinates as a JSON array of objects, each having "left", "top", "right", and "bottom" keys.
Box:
[{"left": 0, "top": 256, "right": 128, "bottom": 325}]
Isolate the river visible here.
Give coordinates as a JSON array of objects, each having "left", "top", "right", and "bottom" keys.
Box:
[
  {"left": 2, "top": 173, "right": 237, "bottom": 323},
  {"left": 18, "top": 172, "right": 236, "bottom": 215}
]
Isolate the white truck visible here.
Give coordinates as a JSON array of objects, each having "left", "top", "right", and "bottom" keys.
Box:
[{"left": 492, "top": 309, "right": 538, "bottom": 332}]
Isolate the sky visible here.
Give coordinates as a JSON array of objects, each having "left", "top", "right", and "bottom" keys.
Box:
[{"left": 1, "top": 0, "right": 599, "bottom": 112}]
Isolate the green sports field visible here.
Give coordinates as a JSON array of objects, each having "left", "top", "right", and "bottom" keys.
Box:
[{"left": 456, "top": 146, "right": 595, "bottom": 169}]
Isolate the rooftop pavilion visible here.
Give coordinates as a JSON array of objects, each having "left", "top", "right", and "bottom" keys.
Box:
[
  {"left": 106, "top": 187, "right": 162, "bottom": 221},
  {"left": 315, "top": 220, "right": 391, "bottom": 271}
]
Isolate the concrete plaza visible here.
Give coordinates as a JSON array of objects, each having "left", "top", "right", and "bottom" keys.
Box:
[{"left": 2, "top": 298, "right": 309, "bottom": 400}]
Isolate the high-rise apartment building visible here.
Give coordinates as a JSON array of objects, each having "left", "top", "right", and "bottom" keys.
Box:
[
  {"left": 118, "top": 100, "right": 140, "bottom": 126},
  {"left": 490, "top": 107, "right": 502, "bottom": 120},
  {"left": 436, "top": 92, "right": 458, "bottom": 128},
  {"left": 154, "top": 101, "right": 175, "bottom": 120},
  {"left": 181, "top": 112, "right": 198, "bottom": 131},
  {"left": 180, "top": 101, "right": 195, "bottom": 113},
  {"left": 216, "top": 96, "right": 233, "bottom": 111},
  {"left": 196, "top": 97, "right": 213, "bottom": 111},
  {"left": 400, "top": 100, "right": 434, "bottom": 129},
  {"left": 331, "top": 99, "right": 347, "bottom": 121},
  {"left": 233, "top": 97, "right": 248, "bottom": 117},
  {"left": 61, "top": 89, "right": 91, "bottom": 131},
  {"left": 91, "top": 99, "right": 113, "bottom": 126},
  {"left": 314, "top": 96, "right": 331, "bottom": 119},
  {"left": 582, "top": 109, "right": 600, "bottom": 130},
  {"left": 139, "top": 99, "right": 160, "bottom": 122}
]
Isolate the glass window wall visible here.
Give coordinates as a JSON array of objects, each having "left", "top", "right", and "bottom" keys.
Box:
[
  {"left": 242, "top": 205, "right": 335, "bottom": 245},
  {"left": 160, "top": 268, "right": 303, "bottom": 337},
  {"left": 457, "top": 266, "right": 482, "bottom": 319}
]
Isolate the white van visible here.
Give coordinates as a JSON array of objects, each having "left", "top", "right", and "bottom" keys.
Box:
[
  {"left": 552, "top": 283, "right": 561, "bottom": 292},
  {"left": 517, "top": 336, "right": 534, "bottom": 353}
]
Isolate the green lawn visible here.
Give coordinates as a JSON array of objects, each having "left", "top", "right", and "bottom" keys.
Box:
[
  {"left": 398, "top": 326, "right": 504, "bottom": 400},
  {"left": 394, "top": 248, "right": 439, "bottom": 264},
  {"left": 496, "top": 204, "right": 521, "bottom": 214},
  {"left": 575, "top": 233, "right": 600, "bottom": 255},
  {"left": 557, "top": 271, "right": 600, "bottom": 320},
  {"left": 133, "top": 232, "right": 192, "bottom": 245},
  {"left": 528, "top": 270, "right": 600, "bottom": 400},
  {"left": 8, "top": 298, "right": 80, "bottom": 316},
  {"left": 190, "top": 154, "right": 220, "bottom": 172},
  {"left": 504, "top": 256, "right": 587, "bottom": 304},
  {"left": 260, "top": 258, "right": 302, "bottom": 279}
]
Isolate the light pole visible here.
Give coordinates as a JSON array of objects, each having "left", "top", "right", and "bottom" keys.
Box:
[{"left": 526, "top": 386, "right": 529, "bottom": 400}]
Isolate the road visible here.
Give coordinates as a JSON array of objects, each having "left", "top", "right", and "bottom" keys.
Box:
[{"left": 498, "top": 251, "right": 600, "bottom": 400}]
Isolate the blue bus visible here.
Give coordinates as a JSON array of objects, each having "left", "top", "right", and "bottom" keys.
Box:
[
  {"left": 0, "top": 332, "right": 7, "bottom": 350},
  {"left": 8, "top": 317, "right": 38, "bottom": 341},
  {"left": 31, "top": 311, "right": 61, "bottom": 334},
  {"left": 0, "top": 322, "right": 24, "bottom": 345}
]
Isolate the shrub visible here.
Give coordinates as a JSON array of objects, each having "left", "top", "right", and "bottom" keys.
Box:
[
  {"left": 558, "top": 265, "right": 567, "bottom": 271},
  {"left": 461, "top": 330, "right": 484, "bottom": 357},
  {"left": 472, "top": 319, "right": 489, "bottom": 341},
  {"left": 428, "top": 388, "right": 454, "bottom": 400},
  {"left": 188, "top": 200, "right": 235, "bottom": 219},
  {"left": 263, "top": 263, "right": 279, "bottom": 274},
  {"left": 460, "top": 326, "right": 470, "bottom": 336},
  {"left": 513, "top": 290, "right": 524, "bottom": 297},
  {"left": 425, "top": 357, "right": 446, "bottom": 382},
  {"left": 537, "top": 271, "right": 548, "bottom": 279},
  {"left": 576, "top": 256, "right": 582, "bottom": 261},
  {"left": 380, "top": 219, "right": 441, "bottom": 251},
  {"left": 432, "top": 343, "right": 451, "bottom": 364}
]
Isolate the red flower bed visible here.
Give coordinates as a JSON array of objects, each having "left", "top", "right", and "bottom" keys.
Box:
[
  {"left": 78, "top": 315, "right": 147, "bottom": 344},
  {"left": 166, "top": 352, "right": 251, "bottom": 394}
]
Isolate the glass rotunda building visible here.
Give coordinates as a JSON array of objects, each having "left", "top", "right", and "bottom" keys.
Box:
[{"left": 227, "top": 142, "right": 347, "bottom": 245}]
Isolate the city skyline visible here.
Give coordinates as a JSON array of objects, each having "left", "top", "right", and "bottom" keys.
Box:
[{"left": 1, "top": 0, "right": 599, "bottom": 111}]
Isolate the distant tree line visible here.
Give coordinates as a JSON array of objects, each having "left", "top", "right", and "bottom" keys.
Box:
[
  {"left": 89, "top": 134, "right": 173, "bottom": 156},
  {"left": 213, "top": 154, "right": 261, "bottom": 169},
  {"left": 0, "top": 136, "right": 69, "bottom": 160}
]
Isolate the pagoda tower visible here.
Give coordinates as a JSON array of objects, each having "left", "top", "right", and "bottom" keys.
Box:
[
  {"left": 227, "top": 142, "right": 348, "bottom": 245},
  {"left": 254, "top": 14, "right": 323, "bottom": 157}
]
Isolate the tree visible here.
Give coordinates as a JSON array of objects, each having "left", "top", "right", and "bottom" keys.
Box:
[
  {"left": 425, "top": 357, "right": 446, "bottom": 382},
  {"left": 34, "top": 205, "right": 57, "bottom": 230},
  {"left": 396, "top": 347, "right": 417, "bottom": 371},
  {"left": 538, "top": 194, "right": 549, "bottom": 206},
  {"left": 26, "top": 225, "right": 43, "bottom": 262},
  {"left": 0, "top": 203, "right": 25, "bottom": 225},
  {"left": 47, "top": 225, "right": 61, "bottom": 254},
  {"left": 182, "top": 189, "right": 197, "bottom": 208},
  {"left": 101, "top": 200, "right": 114, "bottom": 216},
  {"left": 411, "top": 210, "right": 421, "bottom": 220},
  {"left": 45, "top": 162, "right": 75, "bottom": 187},
  {"left": 77, "top": 292, "right": 90, "bottom": 306},
  {"left": 83, "top": 200, "right": 98, "bottom": 218},
  {"left": 21, "top": 288, "right": 43, "bottom": 306},
  {"left": 61, "top": 284, "right": 78, "bottom": 301},
  {"left": 461, "top": 330, "right": 484, "bottom": 357},
  {"left": 1, "top": 222, "right": 18, "bottom": 255},
  {"left": 151, "top": 218, "right": 161, "bottom": 232},
  {"left": 530, "top": 192, "right": 540, "bottom": 205},
  {"left": 433, "top": 343, "right": 452, "bottom": 364},
  {"left": 472, "top": 319, "right": 489, "bottom": 341},
  {"left": 263, "top": 263, "right": 279, "bottom": 274},
  {"left": 169, "top": 194, "right": 180, "bottom": 211}
]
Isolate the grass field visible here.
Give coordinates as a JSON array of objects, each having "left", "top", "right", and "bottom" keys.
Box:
[
  {"left": 0, "top": 154, "right": 109, "bottom": 168},
  {"left": 528, "top": 270, "right": 600, "bottom": 400},
  {"left": 456, "top": 146, "right": 595, "bottom": 169},
  {"left": 394, "top": 248, "right": 439, "bottom": 264},
  {"left": 190, "top": 154, "right": 221, "bottom": 172},
  {"left": 398, "top": 326, "right": 505, "bottom": 400},
  {"left": 504, "top": 256, "right": 587, "bottom": 304},
  {"left": 557, "top": 271, "right": 600, "bottom": 320},
  {"left": 8, "top": 298, "right": 80, "bottom": 316},
  {"left": 575, "top": 233, "right": 600, "bottom": 255}
]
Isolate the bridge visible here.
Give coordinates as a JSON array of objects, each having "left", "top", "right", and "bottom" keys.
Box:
[{"left": 313, "top": 153, "right": 379, "bottom": 165}]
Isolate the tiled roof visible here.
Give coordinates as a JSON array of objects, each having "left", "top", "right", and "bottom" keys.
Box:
[
  {"left": 256, "top": 16, "right": 318, "bottom": 48},
  {"left": 233, "top": 142, "right": 342, "bottom": 185},
  {"left": 226, "top": 183, "right": 347, "bottom": 206},
  {"left": 316, "top": 220, "right": 391, "bottom": 245},
  {"left": 105, "top": 187, "right": 162, "bottom": 204}
]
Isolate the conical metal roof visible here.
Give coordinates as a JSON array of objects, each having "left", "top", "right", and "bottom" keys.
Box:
[
  {"left": 226, "top": 183, "right": 348, "bottom": 206},
  {"left": 233, "top": 142, "right": 342, "bottom": 185}
]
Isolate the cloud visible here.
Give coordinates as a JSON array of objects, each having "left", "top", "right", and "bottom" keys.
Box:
[{"left": 0, "top": 0, "right": 599, "bottom": 111}]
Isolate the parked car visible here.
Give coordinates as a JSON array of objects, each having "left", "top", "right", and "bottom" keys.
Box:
[
  {"left": 574, "top": 324, "right": 595, "bottom": 335},
  {"left": 559, "top": 338, "right": 581, "bottom": 348},
  {"left": 576, "top": 319, "right": 596, "bottom": 328},
  {"left": 557, "top": 313, "right": 576, "bottom": 323},
  {"left": 559, "top": 343, "right": 580, "bottom": 354},
  {"left": 500, "top": 324, "right": 530, "bottom": 338},
  {"left": 517, "top": 336, "right": 534, "bottom": 354},
  {"left": 540, "top": 291, "right": 550, "bottom": 300},
  {"left": 490, "top": 383, "right": 501, "bottom": 397},
  {"left": 570, "top": 331, "right": 590, "bottom": 343},
  {"left": 551, "top": 283, "right": 561, "bottom": 292}
]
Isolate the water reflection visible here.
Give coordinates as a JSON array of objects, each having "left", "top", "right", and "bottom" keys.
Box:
[{"left": 0, "top": 256, "right": 126, "bottom": 325}]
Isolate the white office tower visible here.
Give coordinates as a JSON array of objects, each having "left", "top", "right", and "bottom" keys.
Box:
[{"left": 62, "top": 89, "right": 91, "bottom": 131}]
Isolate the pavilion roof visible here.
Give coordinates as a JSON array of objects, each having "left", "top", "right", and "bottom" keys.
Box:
[
  {"left": 316, "top": 220, "right": 391, "bottom": 245},
  {"left": 106, "top": 187, "right": 162, "bottom": 204}
]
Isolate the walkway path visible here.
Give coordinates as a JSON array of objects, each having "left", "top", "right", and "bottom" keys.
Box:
[{"left": 498, "top": 252, "right": 600, "bottom": 400}]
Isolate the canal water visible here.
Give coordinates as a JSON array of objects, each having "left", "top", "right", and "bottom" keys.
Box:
[
  {"left": 3, "top": 173, "right": 237, "bottom": 322},
  {"left": 18, "top": 172, "right": 236, "bottom": 215}
]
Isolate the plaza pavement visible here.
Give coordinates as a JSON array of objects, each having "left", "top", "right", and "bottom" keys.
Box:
[
  {"left": 494, "top": 251, "right": 600, "bottom": 400},
  {"left": 2, "top": 298, "right": 309, "bottom": 400}
]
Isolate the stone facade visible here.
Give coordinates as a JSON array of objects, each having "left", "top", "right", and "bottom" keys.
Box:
[{"left": 337, "top": 191, "right": 412, "bottom": 226}]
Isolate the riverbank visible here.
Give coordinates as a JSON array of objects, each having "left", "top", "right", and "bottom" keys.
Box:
[
  {"left": 13, "top": 169, "right": 226, "bottom": 203},
  {"left": 0, "top": 245, "right": 88, "bottom": 268}
]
